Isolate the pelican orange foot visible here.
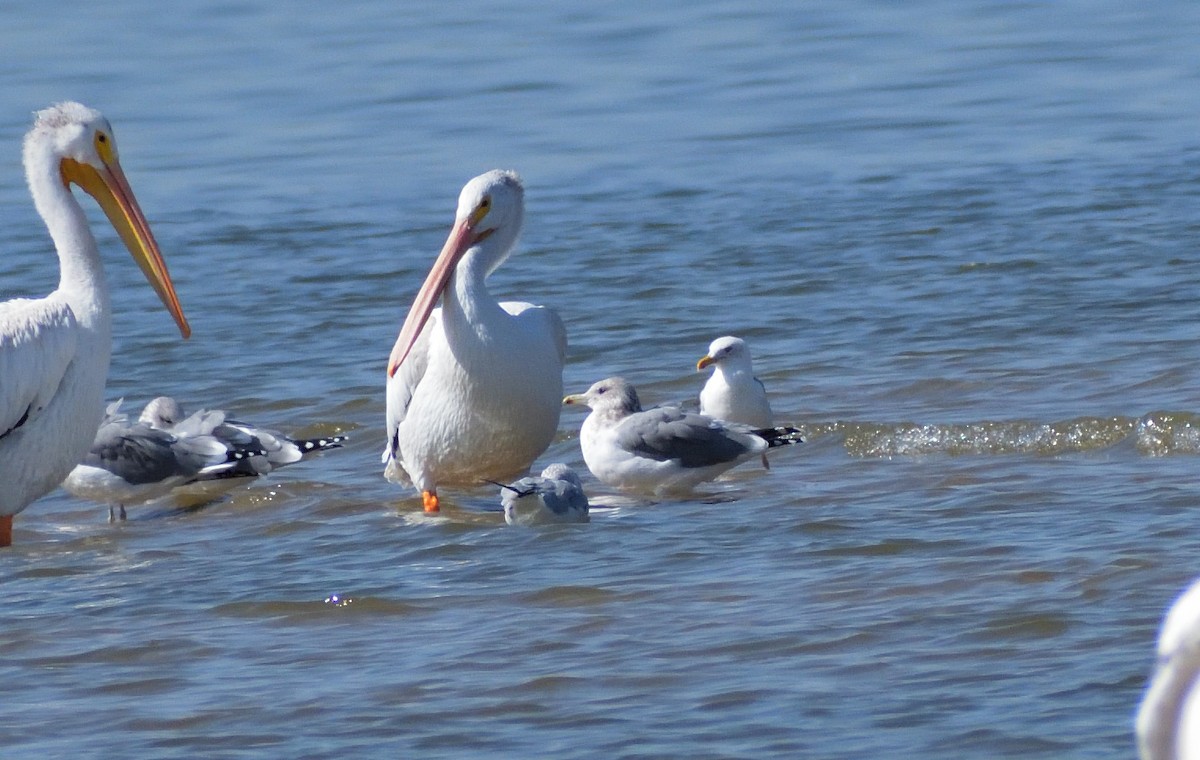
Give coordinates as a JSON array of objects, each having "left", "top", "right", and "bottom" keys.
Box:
[{"left": 422, "top": 491, "right": 440, "bottom": 513}]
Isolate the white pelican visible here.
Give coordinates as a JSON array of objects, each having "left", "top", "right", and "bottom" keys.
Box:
[
  {"left": 0, "top": 102, "right": 189, "bottom": 546},
  {"left": 1137, "top": 578, "right": 1200, "bottom": 760},
  {"left": 697, "top": 335, "right": 773, "bottom": 468},
  {"left": 562, "top": 377, "right": 801, "bottom": 496},
  {"left": 493, "top": 463, "right": 589, "bottom": 525},
  {"left": 61, "top": 400, "right": 257, "bottom": 521},
  {"left": 383, "top": 170, "right": 566, "bottom": 512}
]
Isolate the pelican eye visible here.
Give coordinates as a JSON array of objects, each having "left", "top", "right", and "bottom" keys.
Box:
[
  {"left": 469, "top": 197, "right": 492, "bottom": 226},
  {"left": 93, "top": 131, "right": 115, "bottom": 162}
]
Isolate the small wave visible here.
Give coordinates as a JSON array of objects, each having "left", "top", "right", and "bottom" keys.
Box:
[
  {"left": 793, "top": 411, "right": 1200, "bottom": 457},
  {"left": 1133, "top": 411, "right": 1200, "bottom": 455},
  {"left": 214, "top": 596, "right": 425, "bottom": 623}
]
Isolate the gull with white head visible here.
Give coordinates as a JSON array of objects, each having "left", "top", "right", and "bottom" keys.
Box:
[
  {"left": 142, "top": 396, "right": 346, "bottom": 473},
  {"left": 141, "top": 396, "right": 347, "bottom": 505},
  {"left": 697, "top": 336, "right": 773, "bottom": 428},
  {"left": 697, "top": 335, "right": 773, "bottom": 468}
]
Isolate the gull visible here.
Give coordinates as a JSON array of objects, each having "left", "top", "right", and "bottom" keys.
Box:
[
  {"left": 140, "top": 396, "right": 347, "bottom": 503},
  {"left": 697, "top": 336, "right": 773, "bottom": 427},
  {"left": 563, "top": 377, "right": 801, "bottom": 496},
  {"left": 61, "top": 401, "right": 258, "bottom": 520},
  {"left": 141, "top": 396, "right": 346, "bottom": 473},
  {"left": 697, "top": 335, "right": 774, "bottom": 467},
  {"left": 493, "top": 463, "right": 590, "bottom": 525}
]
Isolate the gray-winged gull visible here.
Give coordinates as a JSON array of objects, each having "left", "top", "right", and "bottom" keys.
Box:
[
  {"left": 562, "top": 377, "right": 801, "bottom": 495},
  {"left": 697, "top": 336, "right": 773, "bottom": 428},
  {"left": 697, "top": 335, "right": 774, "bottom": 468},
  {"left": 61, "top": 401, "right": 263, "bottom": 520},
  {"left": 493, "top": 463, "right": 590, "bottom": 525},
  {"left": 142, "top": 396, "right": 346, "bottom": 472},
  {"left": 140, "top": 396, "right": 347, "bottom": 504}
]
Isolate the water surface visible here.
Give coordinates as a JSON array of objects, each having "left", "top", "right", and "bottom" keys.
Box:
[{"left": 1, "top": 2, "right": 1199, "bottom": 757}]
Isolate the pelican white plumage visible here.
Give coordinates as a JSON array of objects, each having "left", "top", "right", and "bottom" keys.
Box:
[
  {"left": 0, "top": 102, "right": 189, "bottom": 546},
  {"left": 1137, "top": 578, "right": 1200, "bottom": 760},
  {"left": 383, "top": 170, "right": 566, "bottom": 512}
]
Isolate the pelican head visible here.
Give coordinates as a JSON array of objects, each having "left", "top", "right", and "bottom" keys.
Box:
[
  {"left": 387, "top": 170, "right": 525, "bottom": 376},
  {"left": 697, "top": 335, "right": 750, "bottom": 371},
  {"left": 456, "top": 169, "right": 525, "bottom": 277},
  {"left": 25, "top": 102, "right": 189, "bottom": 337}
]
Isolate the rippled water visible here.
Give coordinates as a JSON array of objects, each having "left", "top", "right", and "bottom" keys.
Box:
[{"left": 1, "top": 1, "right": 1199, "bottom": 757}]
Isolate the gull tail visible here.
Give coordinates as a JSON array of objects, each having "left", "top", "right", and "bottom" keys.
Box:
[
  {"left": 294, "top": 435, "right": 349, "bottom": 457},
  {"left": 194, "top": 444, "right": 270, "bottom": 481},
  {"left": 755, "top": 426, "right": 804, "bottom": 448}
]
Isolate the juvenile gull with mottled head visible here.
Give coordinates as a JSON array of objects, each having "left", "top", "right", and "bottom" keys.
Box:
[{"left": 563, "top": 377, "right": 801, "bottom": 496}]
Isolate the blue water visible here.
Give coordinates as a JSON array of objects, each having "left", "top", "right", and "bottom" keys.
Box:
[{"left": 1, "top": 1, "right": 1199, "bottom": 757}]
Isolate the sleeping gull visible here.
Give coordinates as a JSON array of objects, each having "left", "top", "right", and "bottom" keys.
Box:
[
  {"left": 1137, "top": 577, "right": 1200, "bottom": 760},
  {"left": 493, "top": 463, "right": 590, "bottom": 525},
  {"left": 697, "top": 335, "right": 773, "bottom": 468},
  {"left": 61, "top": 401, "right": 262, "bottom": 520},
  {"left": 140, "top": 396, "right": 347, "bottom": 504},
  {"left": 562, "top": 377, "right": 801, "bottom": 496},
  {"left": 141, "top": 396, "right": 346, "bottom": 473}
]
